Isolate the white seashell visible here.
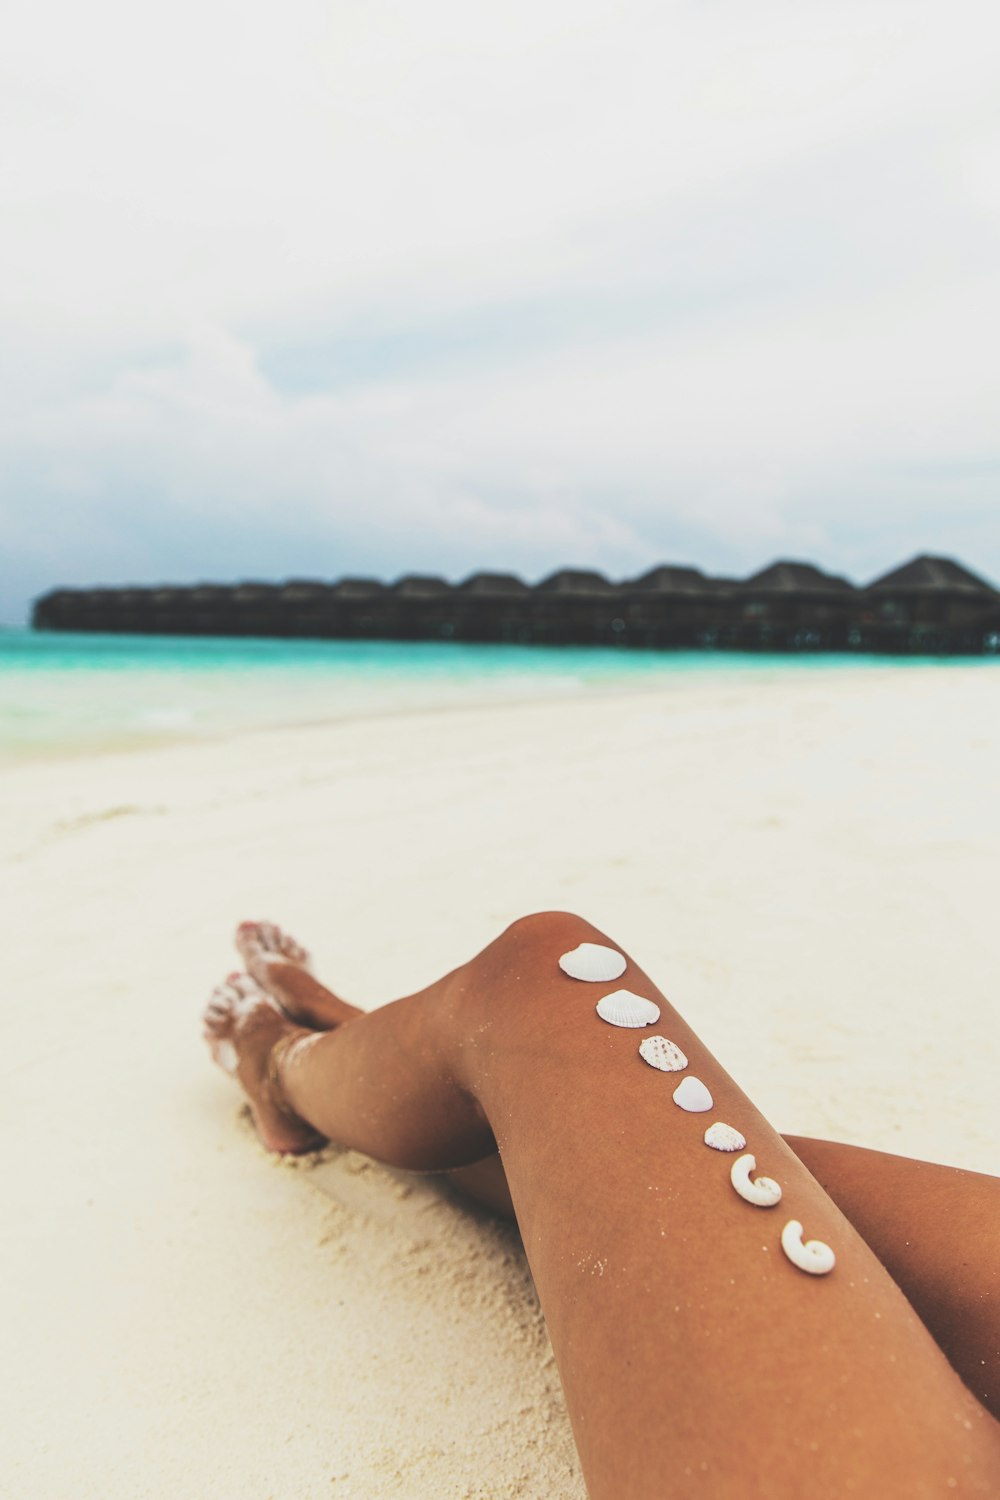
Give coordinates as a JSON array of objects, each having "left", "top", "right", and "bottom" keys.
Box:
[
  {"left": 672, "top": 1076, "right": 713, "bottom": 1112},
  {"left": 595, "top": 989, "right": 661, "bottom": 1028},
  {"left": 638, "top": 1035, "right": 688, "bottom": 1072},
  {"left": 559, "top": 942, "right": 627, "bottom": 982},
  {"left": 704, "top": 1122, "right": 747, "bottom": 1153},
  {"left": 781, "top": 1219, "right": 836, "bottom": 1275},
  {"left": 730, "top": 1153, "right": 782, "bottom": 1207}
]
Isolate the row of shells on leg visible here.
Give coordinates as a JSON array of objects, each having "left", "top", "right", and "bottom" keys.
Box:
[{"left": 561, "top": 942, "right": 835, "bottom": 1275}]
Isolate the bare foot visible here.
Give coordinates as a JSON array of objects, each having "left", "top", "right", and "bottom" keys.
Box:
[
  {"left": 235, "top": 920, "right": 361, "bottom": 1030},
  {"left": 202, "top": 972, "right": 327, "bottom": 1154}
]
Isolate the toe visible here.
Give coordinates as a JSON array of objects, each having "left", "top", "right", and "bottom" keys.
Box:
[
  {"left": 235, "top": 921, "right": 265, "bottom": 955},
  {"left": 282, "top": 932, "right": 310, "bottom": 964},
  {"left": 260, "top": 921, "right": 281, "bottom": 952},
  {"left": 232, "top": 972, "right": 263, "bottom": 999}
]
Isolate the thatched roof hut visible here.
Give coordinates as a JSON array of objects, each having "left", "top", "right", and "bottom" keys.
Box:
[
  {"left": 620, "top": 564, "right": 723, "bottom": 646},
  {"left": 279, "top": 578, "right": 332, "bottom": 603},
  {"left": 332, "top": 577, "right": 386, "bottom": 598},
  {"left": 535, "top": 568, "right": 617, "bottom": 594},
  {"left": 445, "top": 572, "right": 528, "bottom": 642},
  {"left": 738, "top": 560, "right": 854, "bottom": 596},
  {"left": 865, "top": 554, "right": 997, "bottom": 600},
  {"left": 628, "top": 564, "right": 716, "bottom": 594},
  {"left": 391, "top": 574, "right": 452, "bottom": 597},
  {"left": 726, "top": 560, "right": 855, "bottom": 647},
  {"left": 530, "top": 568, "right": 624, "bottom": 644},
  {"left": 457, "top": 571, "right": 529, "bottom": 595},
  {"left": 860, "top": 554, "right": 998, "bottom": 646}
]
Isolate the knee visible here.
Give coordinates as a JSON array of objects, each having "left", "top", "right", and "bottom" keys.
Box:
[{"left": 499, "top": 910, "right": 601, "bottom": 959}]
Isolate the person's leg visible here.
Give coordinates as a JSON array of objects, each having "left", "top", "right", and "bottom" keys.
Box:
[
  {"left": 206, "top": 912, "right": 1000, "bottom": 1498},
  {"left": 231, "top": 920, "right": 1000, "bottom": 1426},
  {"left": 785, "top": 1136, "right": 1000, "bottom": 1421}
]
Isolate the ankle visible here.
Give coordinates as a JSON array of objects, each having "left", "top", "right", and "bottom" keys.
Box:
[{"left": 265, "top": 1029, "right": 315, "bottom": 1121}]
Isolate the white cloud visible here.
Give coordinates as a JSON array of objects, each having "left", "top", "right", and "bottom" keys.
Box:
[{"left": 3, "top": 0, "right": 1000, "bottom": 618}]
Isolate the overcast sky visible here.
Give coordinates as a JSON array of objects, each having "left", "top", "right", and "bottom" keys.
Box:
[{"left": 3, "top": 0, "right": 999, "bottom": 622}]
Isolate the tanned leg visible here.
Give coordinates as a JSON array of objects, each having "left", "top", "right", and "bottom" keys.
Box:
[
  {"left": 233, "top": 920, "right": 1000, "bottom": 1417},
  {"left": 207, "top": 913, "right": 1000, "bottom": 1498}
]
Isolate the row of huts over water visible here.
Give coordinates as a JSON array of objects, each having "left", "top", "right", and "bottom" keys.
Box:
[{"left": 31, "top": 555, "right": 1000, "bottom": 654}]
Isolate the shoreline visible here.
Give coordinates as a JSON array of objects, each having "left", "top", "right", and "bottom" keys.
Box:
[{"left": 3, "top": 641, "right": 997, "bottom": 771}]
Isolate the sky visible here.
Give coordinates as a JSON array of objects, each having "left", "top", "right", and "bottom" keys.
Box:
[{"left": 3, "top": 0, "right": 1000, "bottom": 623}]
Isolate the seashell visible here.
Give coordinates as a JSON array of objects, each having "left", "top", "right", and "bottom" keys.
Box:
[
  {"left": 703, "top": 1122, "right": 747, "bottom": 1153},
  {"left": 595, "top": 989, "right": 661, "bottom": 1028},
  {"left": 638, "top": 1035, "right": 688, "bottom": 1072},
  {"left": 781, "top": 1219, "right": 836, "bottom": 1276},
  {"left": 730, "top": 1153, "right": 782, "bottom": 1207},
  {"left": 559, "top": 942, "right": 627, "bottom": 982},
  {"left": 671, "top": 1076, "right": 713, "bottom": 1112}
]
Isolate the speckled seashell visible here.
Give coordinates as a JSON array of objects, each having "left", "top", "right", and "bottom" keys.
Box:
[
  {"left": 559, "top": 942, "right": 627, "bottom": 982},
  {"left": 638, "top": 1035, "right": 688, "bottom": 1072},
  {"left": 703, "top": 1122, "right": 747, "bottom": 1153},
  {"left": 595, "top": 989, "right": 661, "bottom": 1028},
  {"left": 730, "top": 1153, "right": 782, "bottom": 1207},
  {"left": 671, "top": 1076, "right": 713, "bottom": 1112},
  {"left": 781, "top": 1219, "right": 836, "bottom": 1275}
]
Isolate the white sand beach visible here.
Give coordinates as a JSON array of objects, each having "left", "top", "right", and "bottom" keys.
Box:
[{"left": 3, "top": 662, "right": 998, "bottom": 1499}]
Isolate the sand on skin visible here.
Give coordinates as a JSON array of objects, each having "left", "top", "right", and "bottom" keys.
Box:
[{"left": 1, "top": 663, "right": 997, "bottom": 1498}]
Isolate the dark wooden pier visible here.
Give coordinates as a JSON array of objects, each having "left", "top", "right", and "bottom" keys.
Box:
[{"left": 30, "top": 554, "right": 1000, "bottom": 654}]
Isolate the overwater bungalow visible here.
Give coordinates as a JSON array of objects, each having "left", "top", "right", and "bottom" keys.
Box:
[
  {"left": 327, "top": 577, "right": 389, "bottom": 639},
  {"left": 385, "top": 574, "right": 453, "bottom": 640},
  {"left": 621, "top": 565, "right": 724, "bottom": 647},
  {"left": 858, "top": 554, "right": 999, "bottom": 652},
  {"left": 530, "top": 569, "right": 624, "bottom": 645},
  {"left": 726, "top": 561, "right": 856, "bottom": 649},
  {"left": 272, "top": 580, "right": 338, "bottom": 638},
  {"left": 224, "top": 582, "right": 283, "bottom": 637},
  {"left": 453, "top": 572, "right": 531, "bottom": 643}
]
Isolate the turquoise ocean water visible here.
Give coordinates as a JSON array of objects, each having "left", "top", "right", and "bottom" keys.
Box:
[{"left": 1, "top": 628, "right": 994, "bottom": 765}]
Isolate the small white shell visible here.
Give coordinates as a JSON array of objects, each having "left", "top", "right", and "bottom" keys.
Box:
[
  {"left": 730, "top": 1153, "right": 782, "bottom": 1207},
  {"left": 703, "top": 1122, "right": 747, "bottom": 1153},
  {"left": 559, "top": 942, "right": 627, "bottom": 981},
  {"left": 781, "top": 1219, "right": 836, "bottom": 1275},
  {"left": 638, "top": 1036, "right": 688, "bottom": 1072},
  {"left": 671, "top": 1076, "right": 713, "bottom": 1112},
  {"left": 595, "top": 989, "right": 660, "bottom": 1028}
]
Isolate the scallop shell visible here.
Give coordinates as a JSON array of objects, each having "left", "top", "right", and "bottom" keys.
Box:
[
  {"left": 781, "top": 1219, "right": 836, "bottom": 1276},
  {"left": 671, "top": 1076, "right": 713, "bottom": 1112},
  {"left": 559, "top": 942, "right": 627, "bottom": 982},
  {"left": 730, "top": 1153, "right": 782, "bottom": 1207},
  {"left": 703, "top": 1122, "right": 747, "bottom": 1153},
  {"left": 595, "top": 989, "right": 660, "bottom": 1028},
  {"left": 638, "top": 1036, "right": 688, "bottom": 1072}
]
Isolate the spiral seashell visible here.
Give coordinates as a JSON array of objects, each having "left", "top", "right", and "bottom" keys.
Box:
[
  {"left": 671, "top": 1076, "right": 713, "bottom": 1112},
  {"left": 780, "top": 1219, "right": 836, "bottom": 1275},
  {"left": 703, "top": 1122, "right": 747, "bottom": 1153},
  {"left": 638, "top": 1035, "right": 688, "bottom": 1072},
  {"left": 730, "top": 1153, "right": 782, "bottom": 1207},
  {"left": 559, "top": 942, "right": 627, "bottom": 982},
  {"left": 595, "top": 989, "right": 661, "bottom": 1028}
]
